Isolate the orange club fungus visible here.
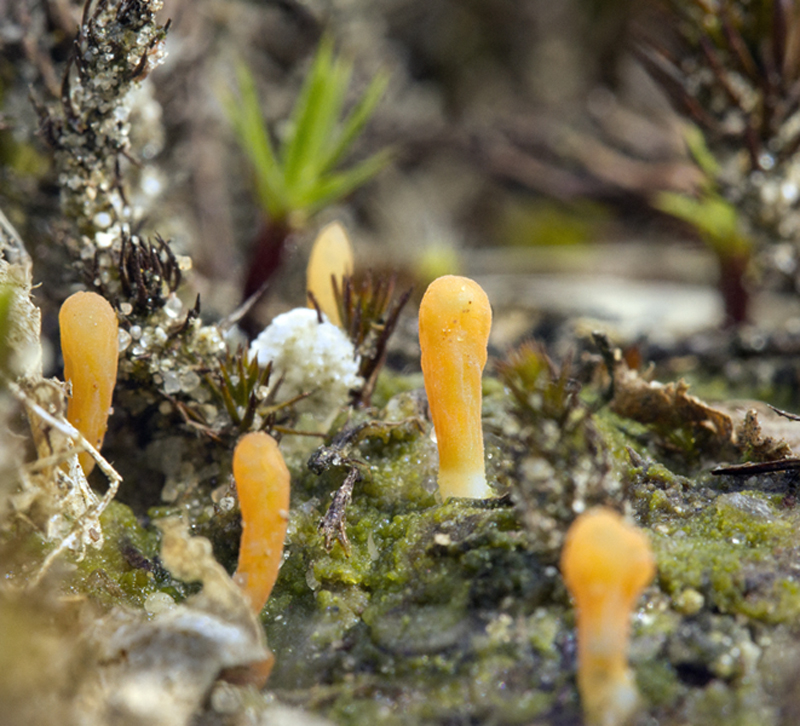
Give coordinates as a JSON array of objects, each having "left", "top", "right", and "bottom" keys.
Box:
[
  {"left": 306, "top": 221, "right": 354, "bottom": 327},
  {"left": 560, "top": 507, "right": 656, "bottom": 726},
  {"left": 59, "top": 291, "right": 119, "bottom": 475},
  {"left": 418, "top": 274, "right": 494, "bottom": 500},
  {"left": 232, "top": 431, "right": 291, "bottom": 614}
]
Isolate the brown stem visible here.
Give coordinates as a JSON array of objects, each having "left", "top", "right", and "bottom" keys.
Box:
[
  {"left": 240, "top": 217, "right": 292, "bottom": 335},
  {"left": 718, "top": 251, "right": 750, "bottom": 327},
  {"left": 243, "top": 217, "right": 292, "bottom": 302}
]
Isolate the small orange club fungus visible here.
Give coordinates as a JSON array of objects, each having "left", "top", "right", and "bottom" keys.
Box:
[
  {"left": 560, "top": 507, "right": 656, "bottom": 726},
  {"left": 418, "top": 275, "right": 493, "bottom": 500},
  {"left": 59, "top": 291, "right": 119, "bottom": 475},
  {"left": 306, "top": 221, "right": 354, "bottom": 327},
  {"left": 232, "top": 432, "right": 291, "bottom": 614}
]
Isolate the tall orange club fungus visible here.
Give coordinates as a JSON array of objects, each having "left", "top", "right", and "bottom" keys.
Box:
[
  {"left": 232, "top": 432, "right": 291, "bottom": 614},
  {"left": 560, "top": 507, "right": 656, "bottom": 726},
  {"left": 419, "top": 275, "right": 493, "bottom": 500},
  {"left": 59, "top": 291, "right": 119, "bottom": 475},
  {"left": 306, "top": 221, "right": 354, "bottom": 327}
]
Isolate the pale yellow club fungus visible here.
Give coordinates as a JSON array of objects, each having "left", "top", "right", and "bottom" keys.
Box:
[
  {"left": 306, "top": 221, "right": 354, "bottom": 327},
  {"left": 232, "top": 432, "right": 291, "bottom": 614},
  {"left": 59, "top": 291, "right": 119, "bottom": 475},
  {"left": 560, "top": 507, "right": 656, "bottom": 726},
  {"left": 418, "top": 274, "right": 494, "bottom": 500}
]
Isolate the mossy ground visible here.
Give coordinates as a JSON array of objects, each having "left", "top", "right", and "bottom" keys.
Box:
[
  {"left": 206, "top": 371, "right": 800, "bottom": 723},
  {"left": 10, "top": 365, "right": 800, "bottom": 726}
]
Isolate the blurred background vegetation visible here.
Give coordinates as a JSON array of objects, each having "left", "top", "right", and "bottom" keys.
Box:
[{"left": 5, "top": 0, "right": 800, "bottom": 354}]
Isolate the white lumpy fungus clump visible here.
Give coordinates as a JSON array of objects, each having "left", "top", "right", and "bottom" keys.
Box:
[{"left": 250, "top": 308, "right": 362, "bottom": 411}]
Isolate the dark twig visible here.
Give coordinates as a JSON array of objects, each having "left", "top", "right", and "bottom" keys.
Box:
[
  {"left": 218, "top": 280, "right": 270, "bottom": 332},
  {"left": 767, "top": 404, "right": 800, "bottom": 422},
  {"left": 307, "top": 421, "right": 370, "bottom": 474},
  {"left": 175, "top": 294, "right": 201, "bottom": 336},
  {"left": 699, "top": 35, "right": 746, "bottom": 110},
  {"left": 308, "top": 418, "right": 424, "bottom": 475},
  {"left": 307, "top": 290, "right": 324, "bottom": 324},
  {"left": 308, "top": 417, "right": 423, "bottom": 553},
  {"left": 632, "top": 45, "right": 723, "bottom": 134},
  {"left": 318, "top": 467, "right": 361, "bottom": 555},
  {"left": 711, "top": 459, "right": 800, "bottom": 476},
  {"left": 720, "top": 7, "right": 759, "bottom": 82},
  {"left": 773, "top": 0, "right": 789, "bottom": 78}
]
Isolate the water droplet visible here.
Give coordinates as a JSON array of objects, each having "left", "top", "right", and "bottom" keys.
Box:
[
  {"left": 162, "top": 371, "right": 181, "bottom": 395},
  {"left": 782, "top": 181, "right": 799, "bottom": 204},
  {"left": 118, "top": 329, "right": 132, "bottom": 353},
  {"left": 759, "top": 153, "right": 775, "bottom": 170},
  {"left": 164, "top": 294, "right": 183, "bottom": 319},
  {"left": 179, "top": 370, "right": 201, "bottom": 393},
  {"left": 95, "top": 231, "right": 114, "bottom": 249},
  {"left": 93, "top": 211, "right": 112, "bottom": 229}
]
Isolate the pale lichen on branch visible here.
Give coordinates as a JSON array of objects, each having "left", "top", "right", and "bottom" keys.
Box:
[{"left": 39, "top": 0, "right": 168, "bottom": 256}]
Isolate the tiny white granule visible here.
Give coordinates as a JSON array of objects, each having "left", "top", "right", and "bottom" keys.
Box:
[
  {"left": 250, "top": 308, "right": 361, "bottom": 411},
  {"left": 144, "top": 591, "right": 175, "bottom": 615}
]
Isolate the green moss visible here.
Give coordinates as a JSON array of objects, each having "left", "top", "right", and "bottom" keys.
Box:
[
  {"left": 636, "top": 659, "right": 682, "bottom": 708},
  {"left": 653, "top": 491, "right": 800, "bottom": 624},
  {"left": 261, "top": 438, "right": 561, "bottom": 721},
  {"left": 713, "top": 492, "right": 793, "bottom": 547},
  {"left": 66, "top": 501, "right": 189, "bottom": 607},
  {"left": 593, "top": 409, "right": 650, "bottom": 464},
  {"left": 250, "top": 374, "right": 800, "bottom": 723},
  {"left": 371, "top": 370, "right": 425, "bottom": 410},
  {"left": 526, "top": 616, "right": 565, "bottom": 669},
  {"left": 358, "top": 436, "right": 438, "bottom": 512},
  {"left": 683, "top": 680, "right": 776, "bottom": 726}
]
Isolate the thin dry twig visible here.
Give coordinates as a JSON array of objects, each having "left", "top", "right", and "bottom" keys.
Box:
[
  {"left": 8, "top": 381, "right": 122, "bottom": 586},
  {"left": 318, "top": 467, "right": 360, "bottom": 555}
]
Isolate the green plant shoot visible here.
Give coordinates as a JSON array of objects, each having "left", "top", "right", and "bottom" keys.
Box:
[{"left": 225, "top": 37, "right": 391, "bottom": 227}]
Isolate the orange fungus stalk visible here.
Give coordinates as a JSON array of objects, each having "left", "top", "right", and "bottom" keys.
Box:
[
  {"left": 59, "top": 291, "right": 119, "bottom": 475},
  {"left": 560, "top": 507, "right": 656, "bottom": 726},
  {"left": 232, "top": 432, "right": 291, "bottom": 614},
  {"left": 418, "top": 275, "right": 493, "bottom": 500}
]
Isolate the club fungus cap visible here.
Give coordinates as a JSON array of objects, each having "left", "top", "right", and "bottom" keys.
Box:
[
  {"left": 306, "top": 221, "right": 354, "bottom": 327},
  {"left": 418, "top": 275, "right": 493, "bottom": 500},
  {"left": 59, "top": 291, "right": 119, "bottom": 475},
  {"left": 560, "top": 507, "right": 656, "bottom": 726},
  {"left": 233, "top": 432, "right": 291, "bottom": 614}
]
